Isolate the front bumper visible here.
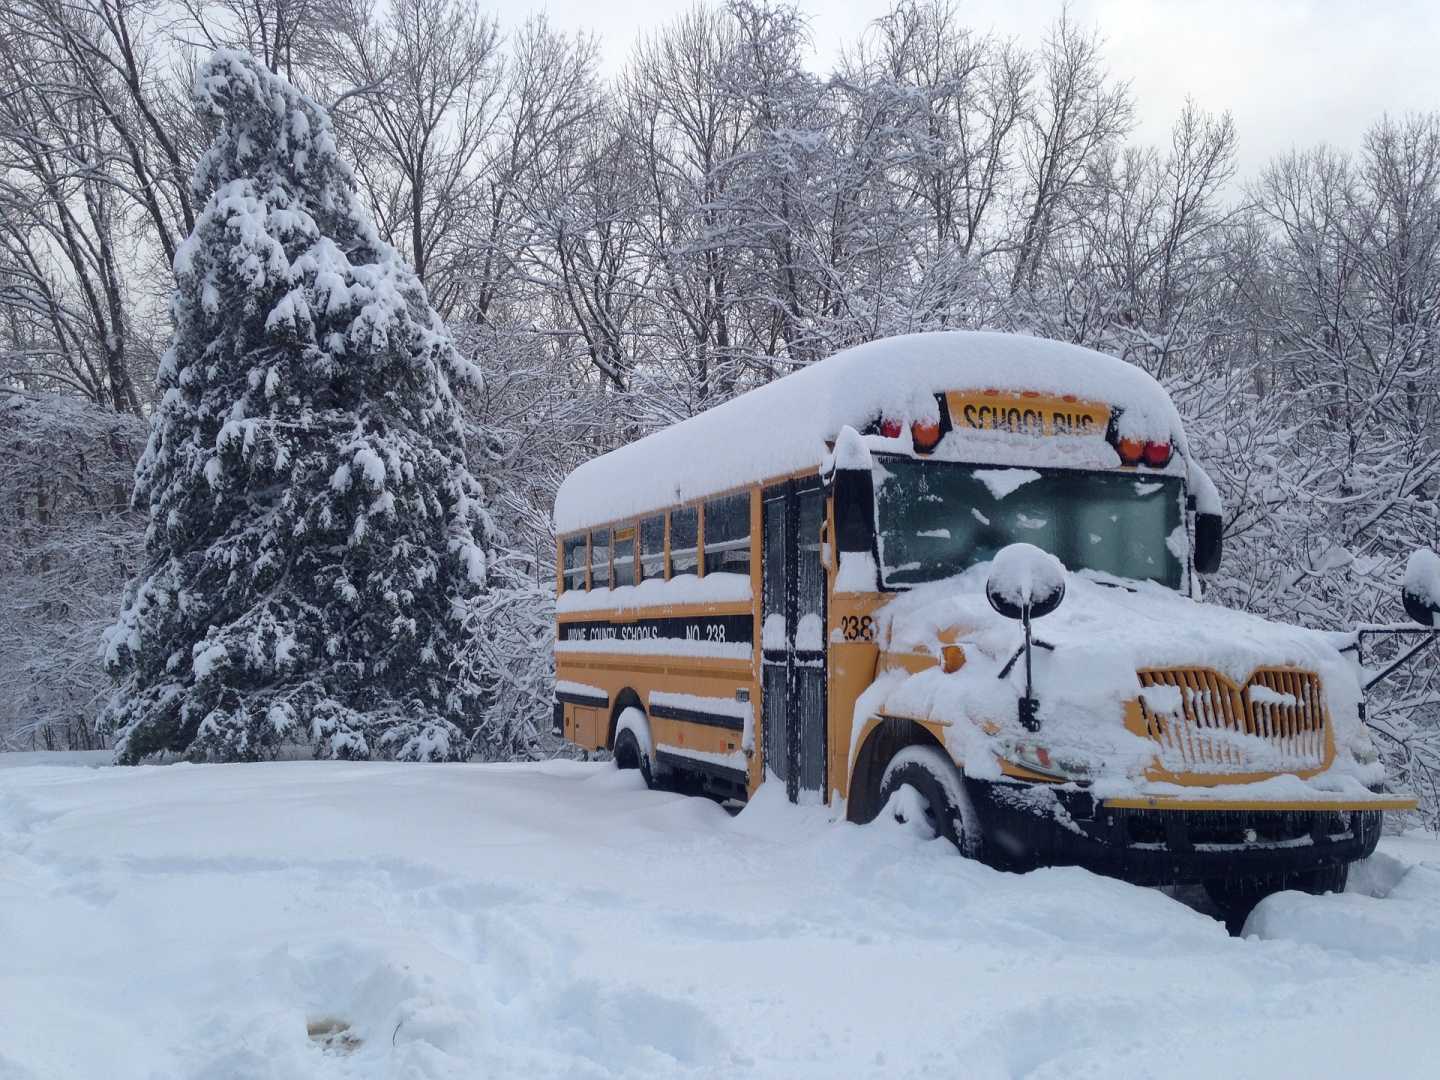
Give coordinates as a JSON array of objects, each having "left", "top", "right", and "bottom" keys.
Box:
[{"left": 967, "top": 779, "right": 1392, "bottom": 885}]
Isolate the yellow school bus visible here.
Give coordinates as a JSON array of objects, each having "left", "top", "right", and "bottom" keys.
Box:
[{"left": 552, "top": 331, "right": 1417, "bottom": 919}]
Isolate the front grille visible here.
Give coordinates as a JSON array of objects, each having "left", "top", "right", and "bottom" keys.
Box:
[{"left": 1137, "top": 667, "right": 1329, "bottom": 773}]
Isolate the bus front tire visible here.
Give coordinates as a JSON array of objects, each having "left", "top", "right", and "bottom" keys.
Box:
[
  {"left": 878, "top": 745, "right": 981, "bottom": 859},
  {"left": 1203, "top": 862, "right": 1349, "bottom": 929}
]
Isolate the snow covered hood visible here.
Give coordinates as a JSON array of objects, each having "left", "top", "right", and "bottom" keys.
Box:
[
  {"left": 554, "top": 331, "right": 1185, "bottom": 532},
  {"left": 869, "top": 566, "right": 1379, "bottom": 788}
]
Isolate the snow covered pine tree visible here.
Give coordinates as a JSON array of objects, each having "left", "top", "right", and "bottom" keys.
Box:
[{"left": 100, "top": 51, "right": 495, "bottom": 764}]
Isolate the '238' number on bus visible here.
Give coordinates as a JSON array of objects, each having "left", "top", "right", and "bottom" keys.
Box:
[{"left": 839, "top": 615, "right": 874, "bottom": 642}]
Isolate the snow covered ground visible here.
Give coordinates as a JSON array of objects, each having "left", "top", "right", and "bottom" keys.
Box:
[{"left": 2, "top": 756, "right": 1438, "bottom": 1079}]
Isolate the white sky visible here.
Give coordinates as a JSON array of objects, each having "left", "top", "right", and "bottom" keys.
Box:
[{"left": 524, "top": 0, "right": 1440, "bottom": 180}]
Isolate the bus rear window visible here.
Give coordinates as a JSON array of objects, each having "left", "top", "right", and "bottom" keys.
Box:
[
  {"left": 562, "top": 535, "right": 587, "bottom": 592},
  {"left": 640, "top": 515, "right": 665, "bottom": 580},
  {"left": 670, "top": 507, "right": 699, "bottom": 577},
  {"left": 704, "top": 492, "right": 751, "bottom": 576},
  {"left": 590, "top": 528, "right": 611, "bottom": 589}
]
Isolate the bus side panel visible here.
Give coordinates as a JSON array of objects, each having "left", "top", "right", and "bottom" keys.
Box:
[
  {"left": 826, "top": 596, "right": 884, "bottom": 804},
  {"left": 555, "top": 655, "right": 757, "bottom": 763}
]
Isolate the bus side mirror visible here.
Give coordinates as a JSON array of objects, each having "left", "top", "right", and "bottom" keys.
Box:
[
  {"left": 832, "top": 466, "right": 874, "bottom": 555},
  {"left": 829, "top": 427, "right": 876, "bottom": 557},
  {"left": 1403, "top": 549, "right": 1440, "bottom": 627},
  {"left": 1404, "top": 590, "right": 1437, "bottom": 627},
  {"left": 1194, "top": 512, "right": 1223, "bottom": 575},
  {"left": 986, "top": 543, "right": 1066, "bottom": 622},
  {"left": 986, "top": 544, "right": 1065, "bottom": 733}
]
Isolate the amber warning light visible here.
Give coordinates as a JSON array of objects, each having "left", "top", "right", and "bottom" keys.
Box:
[
  {"left": 870, "top": 391, "right": 1171, "bottom": 465},
  {"left": 875, "top": 415, "right": 943, "bottom": 452},
  {"left": 1110, "top": 432, "right": 1172, "bottom": 468}
]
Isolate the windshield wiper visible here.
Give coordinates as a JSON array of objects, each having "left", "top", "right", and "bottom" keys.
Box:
[{"left": 1088, "top": 574, "right": 1138, "bottom": 593}]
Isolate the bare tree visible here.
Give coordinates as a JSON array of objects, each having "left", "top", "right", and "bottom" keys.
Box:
[
  {"left": 177, "top": 0, "right": 321, "bottom": 80},
  {"left": 6, "top": 0, "right": 197, "bottom": 264},
  {"left": 316, "top": 0, "right": 504, "bottom": 311},
  {"left": 0, "top": 28, "right": 147, "bottom": 413},
  {"left": 1009, "top": 8, "right": 1132, "bottom": 293},
  {"left": 459, "top": 18, "right": 602, "bottom": 326},
  {"left": 862, "top": 0, "right": 1030, "bottom": 258}
]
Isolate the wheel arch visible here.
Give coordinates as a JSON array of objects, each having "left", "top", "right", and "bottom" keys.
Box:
[
  {"left": 846, "top": 715, "right": 950, "bottom": 825},
  {"left": 606, "top": 688, "right": 644, "bottom": 750}
]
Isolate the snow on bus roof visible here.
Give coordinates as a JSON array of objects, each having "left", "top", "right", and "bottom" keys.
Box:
[{"left": 554, "top": 331, "right": 1186, "bottom": 532}]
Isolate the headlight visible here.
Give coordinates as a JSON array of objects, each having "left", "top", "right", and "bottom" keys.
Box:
[{"left": 1010, "top": 742, "right": 1089, "bottom": 779}]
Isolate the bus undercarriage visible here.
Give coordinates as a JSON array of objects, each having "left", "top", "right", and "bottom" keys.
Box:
[{"left": 966, "top": 777, "right": 1384, "bottom": 886}]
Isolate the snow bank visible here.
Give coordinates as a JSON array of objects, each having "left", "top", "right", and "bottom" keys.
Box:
[
  {"left": 3, "top": 761, "right": 1437, "bottom": 1079},
  {"left": 1246, "top": 846, "right": 1440, "bottom": 963},
  {"left": 554, "top": 331, "right": 1186, "bottom": 531},
  {"left": 0, "top": 749, "right": 114, "bottom": 769}
]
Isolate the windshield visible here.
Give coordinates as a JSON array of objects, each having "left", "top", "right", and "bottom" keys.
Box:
[{"left": 873, "top": 457, "right": 1184, "bottom": 589}]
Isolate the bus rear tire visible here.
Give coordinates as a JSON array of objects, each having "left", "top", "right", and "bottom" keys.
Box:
[
  {"left": 878, "top": 745, "right": 981, "bottom": 859},
  {"left": 1204, "top": 862, "right": 1349, "bottom": 930},
  {"left": 612, "top": 726, "right": 659, "bottom": 790}
]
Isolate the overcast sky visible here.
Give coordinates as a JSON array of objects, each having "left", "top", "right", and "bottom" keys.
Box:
[{"left": 525, "top": 0, "right": 1440, "bottom": 180}]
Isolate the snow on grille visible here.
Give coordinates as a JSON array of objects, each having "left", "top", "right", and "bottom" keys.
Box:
[{"left": 1137, "top": 667, "right": 1329, "bottom": 773}]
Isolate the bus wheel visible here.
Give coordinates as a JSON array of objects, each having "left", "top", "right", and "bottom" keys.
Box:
[
  {"left": 612, "top": 726, "right": 657, "bottom": 790},
  {"left": 1204, "top": 862, "right": 1349, "bottom": 930},
  {"left": 878, "top": 745, "right": 981, "bottom": 859}
]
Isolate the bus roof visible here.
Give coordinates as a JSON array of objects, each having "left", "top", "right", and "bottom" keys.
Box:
[{"left": 554, "top": 331, "right": 1187, "bottom": 532}]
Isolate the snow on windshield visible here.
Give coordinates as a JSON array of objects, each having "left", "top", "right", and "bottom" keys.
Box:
[
  {"left": 972, "top": 468, "right": 1041, "bottom": 499},
  {"left": 875, "top": 458, "right": 1183, "bottom": 590}
]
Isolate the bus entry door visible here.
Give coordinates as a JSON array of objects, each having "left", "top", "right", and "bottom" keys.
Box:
[{"left": 761, "top": 479, "right": 828, "bottom": 802}]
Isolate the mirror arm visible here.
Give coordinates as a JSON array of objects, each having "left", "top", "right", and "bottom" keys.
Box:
[
  {"left": 997, "top": 636, "right": 1055, "bottom": 681},
  {"left": 1362, "top": 631, "right": 1439, "bottom": 693},
  {"left": 1018, "top": 607, "right": 1040, "bottom": 731}
]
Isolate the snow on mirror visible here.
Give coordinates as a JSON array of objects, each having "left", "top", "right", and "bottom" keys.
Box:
[
  {"left": 986, "top": 543, "right": 1067, "bottom": 621},
  {"left": 1403, "top": 548, "right": 1440, "bottom": 626}
]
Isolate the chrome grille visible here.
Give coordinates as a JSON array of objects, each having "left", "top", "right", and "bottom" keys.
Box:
[{"left": 1137, "top": 667, "right": 1329, "bottom": 773}]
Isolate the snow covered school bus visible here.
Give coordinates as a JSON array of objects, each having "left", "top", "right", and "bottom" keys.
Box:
[{"left": 552, "top": 331, "right": 1416, "bottom": 917}]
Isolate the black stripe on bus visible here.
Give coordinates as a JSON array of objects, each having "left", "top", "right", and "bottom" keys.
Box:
[
  {"left": 557, "top": 613, "right": 753, "bottom": 647},
  {"left": 556, "top": 690, "right": 608, "bottom": 709},
  {"left": 649, "top": 702, "right": 746, "bottom": 732},
  {"left": 655, "top": 749, "right": 749, "bottom": 787}
]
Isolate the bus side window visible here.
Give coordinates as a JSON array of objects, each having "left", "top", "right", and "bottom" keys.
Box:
[
  {"left": 669, "top": 506, "right": 699, "bottom": 578},
  {"left": 591, "top": 528, "right": 611, "bottom": 589},
  {"left": 562, "top": 534, "right": 588, "bottom": 592},
  {"left": 639, "top": 515, "right": 665, "bottom": 580},
  {"left": 612, "top": 526, "right": 637, "bottom": 587},
  {"left": 704, "top": 492, "right": 751, "bottom": 576}
]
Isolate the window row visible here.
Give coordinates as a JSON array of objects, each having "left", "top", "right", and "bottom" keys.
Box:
[{"left": 560, "top": 492, "right": 752, "bottom": 592}]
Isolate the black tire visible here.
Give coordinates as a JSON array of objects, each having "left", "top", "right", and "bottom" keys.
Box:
[
  {"left": 1356, "top": 809, "right": 1384, "bottom": 857},
  {"left": 1204, "top": 861, "right": 1349, "bottom": 928},
  {"left": 612, "top": 725, "right": 658, "bottom": 790},
  {"left": 877, "top": 744, "right": 981, "bottom": 859}
]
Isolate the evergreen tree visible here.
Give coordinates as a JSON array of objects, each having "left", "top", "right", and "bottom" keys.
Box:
[{"left": 100, "top": 51, "right": 495, "bottom": 764}]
